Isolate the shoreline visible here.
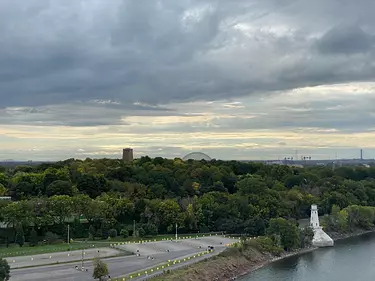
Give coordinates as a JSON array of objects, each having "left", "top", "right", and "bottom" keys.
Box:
[
  {"left": 149, "top": 228, "right": 375, "bottom": 281},
  {"left": 235, "top": 228, "right": 375, "bottom": 280}
]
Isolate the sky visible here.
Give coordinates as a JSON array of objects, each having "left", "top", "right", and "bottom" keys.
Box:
[{"left": 1, "top": 0, "right": 375, "bottom": 161}]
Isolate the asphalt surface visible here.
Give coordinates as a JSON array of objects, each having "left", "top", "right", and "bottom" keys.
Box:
[
  {"left": 10, "top": 236, "right": 238, "bottom": 281},
  {"left": 6, "top": 248, "right": 121, "bottom": 269}
]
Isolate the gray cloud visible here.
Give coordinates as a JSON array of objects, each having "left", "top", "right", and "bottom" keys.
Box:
[
  {"left": 0, "top": 102, "right": 175, "bottom": 126},
  {"left": 316, "top": 25, "right": 375, "bottom": 55},
  {"left": 0, "top": 0, "right": 375, "bottom": 125}
]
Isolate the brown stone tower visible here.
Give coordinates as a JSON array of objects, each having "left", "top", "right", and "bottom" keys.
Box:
[{"left": 122, "top": 148, "right": 134, "bottom": 162}]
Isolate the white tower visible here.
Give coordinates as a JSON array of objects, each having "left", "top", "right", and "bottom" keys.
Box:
[
  {"left": 310, "top": 204, "right": 320, "bottom": 229},
  {"left": 309, "top": 204, "right": 334, "bottom": 247}
]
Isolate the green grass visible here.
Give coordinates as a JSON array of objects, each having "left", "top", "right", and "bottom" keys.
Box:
[
  {"left": 0, "top": 242, "right": 110, "bottom": 258},
  {"left": 84, "top": 232, "right": 224, "bottom": 244}
]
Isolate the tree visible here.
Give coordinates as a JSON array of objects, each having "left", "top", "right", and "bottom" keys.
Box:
[
  {"left": 92, "top": 258, "right": 109, "bottom": 280},
  {"left": 29, "top": 228, "right": 38, "bottom": 247},
  {"left": 156, "top": 199, "right": 181, "bottom": 232},
  {"left": 47, "top": 195, "right": 73, "bottom": 226},
  {"left": 300, "top": 226, "right": 314, "bottom": 248},
  {"left": 236, "top": 175, "right": 267, "bottom": 195},
  {"left": 266, "top": 218, "right": 300, "bottom": 251},
  {"left": 2, "top": 201, "right": 31, "bottom": 228},
  {"left": 0, "top": 184, "right": 7, "bottom": 196},
  {"left": 0, "top": 258, "right": 10, "bottom": 281},
  {"left": 15, "top": 226, "right": 25, "bottom": 247},
  {"left": 46, "top": 180, "right": 74, "bottom": 197}
]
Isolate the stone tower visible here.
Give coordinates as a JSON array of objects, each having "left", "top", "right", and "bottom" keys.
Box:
[{"left": 122, "top": 148, "right": 134, "bottom": 162}]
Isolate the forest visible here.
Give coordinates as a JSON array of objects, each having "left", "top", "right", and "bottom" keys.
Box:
[{"left": 1, "top": 157, "right": 375, "bottom": 247}]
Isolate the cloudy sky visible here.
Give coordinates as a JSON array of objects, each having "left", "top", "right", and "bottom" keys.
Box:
[{"left": 1, "top": 0, "right": 375, "bottom": 161}]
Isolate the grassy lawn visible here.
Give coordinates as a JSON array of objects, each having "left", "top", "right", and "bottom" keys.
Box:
[
  {"left": 87, "top": 232, "right": 224, "bottom": 244},
  {"left": 0, "top": 242, "right": 110, "bottom": 258}
]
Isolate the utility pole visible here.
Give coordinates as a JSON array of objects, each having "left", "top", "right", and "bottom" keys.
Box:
[
  {"left": 175, "top": 223, "right": 178, "bottom": 240},
  {"left": 67, "top": 224, "right": 70, "bottom": 245},
  {"left": 133, "top": 220, "right": 136, "bottom": 238}
]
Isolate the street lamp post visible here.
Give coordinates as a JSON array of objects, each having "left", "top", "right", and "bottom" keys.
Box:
[
  {"left": 67, "top": 224, "right": 70, "bottom": 245},
  {"left": 81, "top": 240, "right": 87, "bottom": 269},
  {"left": 175, "top": 223, "right": 178, "bottom": 240}
]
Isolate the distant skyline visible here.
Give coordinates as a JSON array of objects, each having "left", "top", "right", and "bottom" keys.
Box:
[{"left": 1, "top": 1, "right": 375, "bottom": 161}]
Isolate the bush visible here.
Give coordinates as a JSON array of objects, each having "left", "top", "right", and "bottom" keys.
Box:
[
  {"left": 218, "top": 246, "right": 241, "bottom": 257},
  {"left": 143, "top": 223, "right": 158, "bottom": 236},
  {"left": 247, "top": 237, "right": 283, "bottom": 256},
  {"left": 137, "top": 227, "right": 145, "bottom": 238},
  {"left": 44, "top": 232, "right": 60, "bottom": 244},
  {"left": 15, "top": 226, "right": 25, "bottom": 247},
  {"left": 29, "top": 228, "right": 38, "bottom": 247},
  {"left": 0, "top": 258, "right": 10, "bottom": 281},
  {"left": 92, "top": 258, "right": 109, "bottom": 280},
  {"left": 108, "top": 229, "right": 117, "bottom": 238},
  {"left": 89, "top": 225, "right": 96, "bottom": 240},
  {"left": 120, "top": 229, "right": 129, "bottom": 238}
]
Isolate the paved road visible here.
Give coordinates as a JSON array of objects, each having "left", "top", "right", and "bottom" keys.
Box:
[
  {"left": 6, "top": 248, "right": 121, "bottom": 269},
  {"left": 10, "top": 236, "right": 237, "bottom": 281}
]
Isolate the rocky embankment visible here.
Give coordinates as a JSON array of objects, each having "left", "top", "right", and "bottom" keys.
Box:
[
  {"left": 150, "top": 246, "right": 274, "bottom": 281},
  {"left": 150, "top": 229, "right": 375, "bottom": 281},
  {"left": 150, "top": 242, "right": 317, "bottom": 281}
]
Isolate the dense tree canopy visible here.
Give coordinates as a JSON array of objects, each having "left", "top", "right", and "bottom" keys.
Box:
[{"left": 1, "top": 158, "right": 375, "bottom": 244}]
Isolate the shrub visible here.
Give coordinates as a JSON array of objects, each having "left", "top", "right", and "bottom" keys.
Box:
[
  {"left": 29, "top": 228, "right": 38, "bottom": 247},
  {"left": 89, "top": 225, "right": 96, "bottom": 240},
  {"left": 15, "top": 226, "right": 25, "bottom": 247},
  {"left": 120, "top": 229, "right": 129, "bottom": 238},
  {"left": 44, "top": 232, "right": 60, "bottom": 244},
  {"left": 92, "top": 258, "right": 109, "bottom": 280},
  {"left": 144, "top": 223, "right": 158, "bottom": 236},
  {"left": 0, "top": 258, "right": 10, "bottom": 281},
  {"left": 247, "top": 237, "right": 283, "bottom": 256},
  {"left": 108, "top": 229, "right": 117, "bottom": 238},
  {"left": 137, "top": 227, "right": 145, "bottom": 238}
]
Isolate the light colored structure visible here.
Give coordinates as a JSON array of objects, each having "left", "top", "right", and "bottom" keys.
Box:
[
  {"left": 182, "top": 152, "right": 212, "bottom": 161},
  {"left": 310, "top": 204, "right": 334, "bottom": 247},
  {"left": 122, "top": 148, "right": 134, "bottom": 162}
]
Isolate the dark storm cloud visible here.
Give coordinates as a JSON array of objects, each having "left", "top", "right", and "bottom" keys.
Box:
[{"left": 0, "top": 0, "right": 374, "bottom": 112}]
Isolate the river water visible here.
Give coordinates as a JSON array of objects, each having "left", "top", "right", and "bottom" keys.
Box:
[{"left": 241, "top": 233, "right": 375, "bottom": 281}]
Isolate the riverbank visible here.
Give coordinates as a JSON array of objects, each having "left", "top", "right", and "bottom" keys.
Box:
[
  {"left": 150, "top": 229, "right": 375, "bottom": 281},
  {"left": 327, "top": 227, "right": 375, "bottom": 242}
]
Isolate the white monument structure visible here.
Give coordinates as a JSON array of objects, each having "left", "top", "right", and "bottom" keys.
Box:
[{"left": 310, "top": 204, "right": 334, "bottom": 247}]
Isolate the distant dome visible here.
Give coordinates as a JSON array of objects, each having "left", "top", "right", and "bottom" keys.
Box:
[{"left": 182, "top": 152, "right": 212, "bottom": 161}]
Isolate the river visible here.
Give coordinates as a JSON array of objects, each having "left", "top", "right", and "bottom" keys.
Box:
[{"left": 241, "top": 233, "right": 375, "bottom": 281}]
